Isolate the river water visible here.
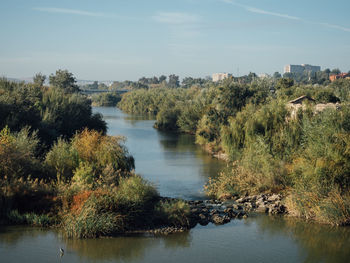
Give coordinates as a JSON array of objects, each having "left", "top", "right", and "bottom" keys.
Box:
[{"left": 1, "top": 107, "right": 350, "bottom": 263}]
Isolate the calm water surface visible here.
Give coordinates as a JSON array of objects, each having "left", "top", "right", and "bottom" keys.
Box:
[
  {"left": 1, "top": 107, "right": 349, "bottom": 263},
  {"left": 95, "top": 107, "right": 225, "bottom": 200}
]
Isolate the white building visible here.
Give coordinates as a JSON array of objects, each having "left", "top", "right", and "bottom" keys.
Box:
[
  {"left": 259, "top": 73, "right": 270, "bottom": 78},
  {"left": 284, "top": 64, "right": 321, "bottom": 74},
  {"left": 212, "top": 73, "right": 230, "bottom": 82}
]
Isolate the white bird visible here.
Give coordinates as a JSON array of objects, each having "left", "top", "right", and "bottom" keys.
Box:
[{"left": 60, "top": 248, "right": 64, "bottom": 255}]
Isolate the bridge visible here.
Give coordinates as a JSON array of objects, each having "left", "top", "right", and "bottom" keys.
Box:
[{"left": 80, "top": 89, "right": 129, "bottom": 95}]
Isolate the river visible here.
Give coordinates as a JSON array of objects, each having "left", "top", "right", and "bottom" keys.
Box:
[{"left": 1, "top": 107, "right": 349, "bottom": 263}]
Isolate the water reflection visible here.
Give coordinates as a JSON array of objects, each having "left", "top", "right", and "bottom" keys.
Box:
[
  {"left": 2, "top": 217, "right": 350, "bottom": 263},
  {"left": 64, "top": 231, "right": 192, "bottom": 262},
  {"left": 0, "top": 226, "right": 48, "bottom": 246},
  {"left": 2, "top": 107, "right": 346, "bottom": 263},
  {"left": 254, "top": 215, "right": 350, "bottom": 263},
  {"left": 93, "top": 107, "right": 225, "bottom": 199}
]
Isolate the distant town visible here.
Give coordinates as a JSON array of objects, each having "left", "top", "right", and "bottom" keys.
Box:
[
  {"left": 4, "top": 64, "right": 349, "bottom": 89},
  {"left": 212, "top": 64, "right": 349, "bottom": 83}
]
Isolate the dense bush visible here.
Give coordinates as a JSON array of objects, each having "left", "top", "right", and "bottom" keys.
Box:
[
  {"left": 154, "top": 200, "right": 191, "bottom": 227},
  {"left": 0, "top": 127, "right": 44, "bottom": 181},
  {"left": 91, "top": 92, "right": 121, "bottom": 107},
  {"left": 197, "top": 78, "right": 350, "bottom": 225},
  {"left": 0, "top": 77, "right": 106, "bottom": 149},
  {"left": 45, "top": 129, "right": 135, "bottom": 185},
  {"left": 62, "top": 175, "right": 159, "bottom": 238},
  {"left": 0, "top": 126, "right": 192, "bottom": 237}
]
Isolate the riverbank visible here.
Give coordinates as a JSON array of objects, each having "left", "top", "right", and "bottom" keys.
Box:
[
  {"left": 123, "top": 193, "right": 286, "bottom": 236},
  {"left": 0, "top": 187, "right": 285, "bottom": 238}
]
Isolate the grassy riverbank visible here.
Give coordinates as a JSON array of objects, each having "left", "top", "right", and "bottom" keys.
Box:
[
  {"left": 118, "top": 78, "right": 350, "bottom": 226},
  {"left": 1, "top": 74, "right": 349, "bottom": 237},
  {"left": 0, "top": 75, "right": 193, "bottom": 238},
  {"left": 0, "top": 127, "right": 193, "bottom": 238}
]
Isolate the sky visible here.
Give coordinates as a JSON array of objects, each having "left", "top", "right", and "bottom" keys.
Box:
[{"left": 0, "top": 0, "right": 349, "bottom": 81}]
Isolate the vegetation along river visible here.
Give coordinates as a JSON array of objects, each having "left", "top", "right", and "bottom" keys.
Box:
[{"left": 1, "top": 107, "right": 349, "bottom": 263}]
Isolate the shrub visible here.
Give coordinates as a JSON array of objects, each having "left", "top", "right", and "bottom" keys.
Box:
[
  {"left": 71, "top": 162, "right": 95, "bottom": 189},
  {"left": 154, "top": 200, "right": 191, "bottom": 227},
  {"left": 62, "top": 175, "right": 159, "bottom": 238},
  {"left": 45, "top": 138, "right": 79, "bottom": 183},
  {"left": 63, "top": 190, "right": 124, "bottom": 238},
  {"left": 116, "top": 175, "right": 158, "bottom": 207},
  {"left": 6, "top": 210, "right": 53, "bottom": 226},
  {"left": 0, "top": 127, "right": 44, "bottom": 181},
  {"left": 72, "top": 129, "right": 135, "bottom": 177}
]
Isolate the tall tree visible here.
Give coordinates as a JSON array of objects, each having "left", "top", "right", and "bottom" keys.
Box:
[
  {"left": 49, "top": 69, "right": 80, "bottom": 93},
  {"left": 33, "top": 73, "right": 46, "bottom": 87},
  {"left": 159, "top": 75, "right": 167, "bottom": 83},
  {"left": 273, "top": 72, "right": 281, "bottom": 79},
  {"left": 168, "top": 74, "right": 180, "bottom": 88}
]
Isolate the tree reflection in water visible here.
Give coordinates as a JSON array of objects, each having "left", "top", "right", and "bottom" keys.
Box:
[
  {"left": 254, "top": 215, "right": 350, "bottom": 263},
  {"left": 64, "top": 231, "right": 192, "bottom": 262}
]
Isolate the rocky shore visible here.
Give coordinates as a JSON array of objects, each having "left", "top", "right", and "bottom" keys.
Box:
[
  {"left": 186, "top": 193, "right": 286, "bottom": 226},
  {"left": 136, "top": 194, "right": 287, "bottom": 236}
]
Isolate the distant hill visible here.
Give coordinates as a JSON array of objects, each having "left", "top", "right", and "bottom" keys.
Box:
[{"left": 5, "top": 77, "right": 33, "bottom": 84}]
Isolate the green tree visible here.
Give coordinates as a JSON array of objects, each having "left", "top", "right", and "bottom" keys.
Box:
[
  {"left": 159, "top": 75, "right": 167, "bottom": 83},
  {"left": 273, "top": 72, "right": 281, "bottom": 79},
  {"left": 33, "top": 73, "right": 46, "bottom": 87},
  {"left": 49, "top": 69, "right": 80, "bottom": 93},
  {"left": 331, "top": 68, "right": 341, "bottom": 75},
  {"left": 168, "top": 74, "right": 180, "bottom": 88},
  {"left": 276, "top": 78, "right": 294, "bottom": 90}
]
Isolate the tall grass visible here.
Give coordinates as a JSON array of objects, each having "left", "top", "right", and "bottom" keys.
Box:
[
  {"left": 154, "top": 200, "right": 191, "bottom": 228},
  {"left": 62, "top": 175, "right": 160, "bottom": 238}
]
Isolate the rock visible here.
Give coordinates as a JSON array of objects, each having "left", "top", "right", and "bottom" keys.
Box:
[
  {"left": 236, "top": 198, "right": 244, "bottom": 203},
  {"left": 232, "top": 204, "right": 243, "bottom": 210},
  {"left": 191, "top": 208, "right": 201, "bottom": 214},
  {"left": 225, "top": 208, "right": 238, "bottom": 218},
  {"left": 198, "top": 204, "right": 207, "bottom": 209},
  {"left": 201, "top": 208, "right": 209, "bottom": 214},
  {"left": 255, "top": 205, "right": 268, "bottom": 213},
  {"left": 267, "top": 194, "right": 280, "bottom": 202},
  {"left": 211, "top": 214, "right": 230, "bottom": 225},
  {"left": 210, "top": 209, "right": 219, "bottom": 215},
  {"left": 222, "top": 215, "right": 231, "bottom": 223},
  {"left": 237, "top": 211, "right": 247, "bottom": 219},
  {"left": 248, "top": 195, "right": 257, "bottom": 202},
  {"left": 198, "top": 213, "right": 209, "bottom": 226},
  {"left": 244, "top": 202, "right": 253, "bottom": 211}
]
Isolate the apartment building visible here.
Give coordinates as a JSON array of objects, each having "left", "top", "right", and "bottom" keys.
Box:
[{"left": 284, "top": 64, "right": 321, "bottom": 74}]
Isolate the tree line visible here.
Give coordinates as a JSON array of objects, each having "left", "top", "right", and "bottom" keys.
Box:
[
  {"left": 118, "top": 76, "right": 350, "bottom": 225},
  {"left": 0, "top": 70, "right": 192, "bottom": 237}
]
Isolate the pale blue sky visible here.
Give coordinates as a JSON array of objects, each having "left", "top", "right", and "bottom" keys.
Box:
[{"left": 1, "top": 0, "right": 349, "bottom": 80}]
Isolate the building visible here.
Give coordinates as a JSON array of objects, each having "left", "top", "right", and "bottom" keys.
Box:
[
  {"left": 212, "top": 73, "right": 230, "bottom": 82},
  {"left": 287, "top": 95, "right": 339, "bottom": 119},
  {"left": 284, "top": 64, "right": 321, "bottom": 74},
  {"left": 258, "top": 73, "right": 270, "bottom": 78},
  {"left": 329, "top": 73, "right": 350, "bottom": 82}
]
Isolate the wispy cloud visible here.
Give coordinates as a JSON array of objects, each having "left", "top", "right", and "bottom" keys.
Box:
[
  {"left": 318, "top": 22, "right": 350, "bottom": 33},
  {"left": 244, "top": 7, "right": 300, "bottom": 21},
  {"left": 152, "top": 12, "right": 200, "bottom": 25},
  {"left": 220, "top": 0, "right": 300, "bottom": 20},
  {"left": 220, "top": 0, "right": 350, "bottom": 33},
  {"left": 33, "top": 7, "right": 106, "bottom": 17}
]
